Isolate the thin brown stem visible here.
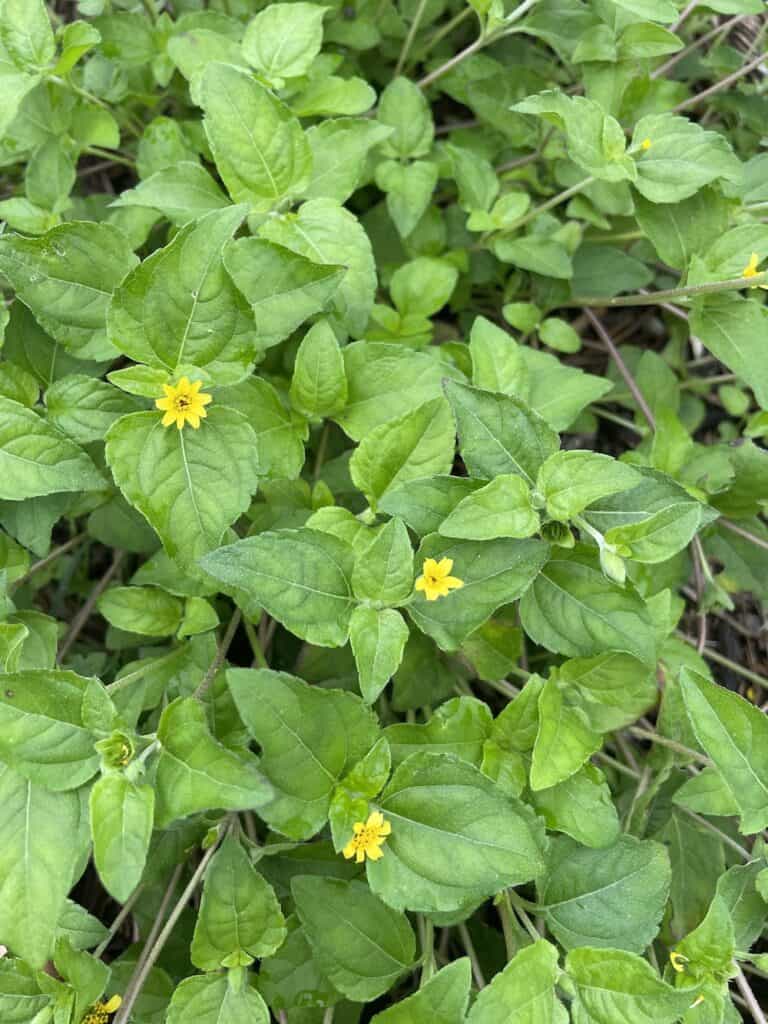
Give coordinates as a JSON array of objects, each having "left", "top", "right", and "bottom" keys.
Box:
[
  {"left": 57, "top": 550, "right": 126, "bottom": 663},
  {"left": 574, "top": 271, "right": 768, "bottom": 307},
  {"left": 676, "top": 633, "right": 768, "bottom": 690},
  {"left": 673, "top": 50, "right": 768, "bottom": 112},
  {"left": 734, "top": 966, "right": 768, "bottom": 1024},
  {"left": 719, "top": 518, "right": 768, "bottom": 553},
  {"left": 11, "top": 532, "right": 87, "bottom": 590},
  {"left": 652, "top": 14, "right": 746, "bottom": 78},
  {"left": 585, "top": 309, "right": 656, "bottom": 430},
  {"left": 94, "top": 885, "right": 144, "bottom": 958},
  {"left": 194, "top": 609, "right": 242, "bottom": 699}
]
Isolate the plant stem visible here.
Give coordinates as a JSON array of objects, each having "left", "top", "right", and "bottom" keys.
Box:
[
  {"left": 574, "top": 271, "right": 768, "bottom": 307},
  {"left": 673, "top": 50, "right": 768, "bottom": 112},
  {"left": 395, "top": 0, "right": 431, "bottom": 76},
  {"left": 243, "top": 617, "right": 269, "bottom": 669},
  {"left": 420, "top": 6, "right": 474, "bottom": 59},
  {"left": 94, "top": 885, "right": 145, "bottom": 958},
  {"left": 496, "top": 892, "right": 518, "bottom": 959},
  {"left": 626, "top": 726, "right": 711, "bottom": 763},
  {"left": 11, "top": 532, "right": 86, "bottom": 590},
  {"left": 194, "top": 609, "right": 242, "bottom": 699},
  {"left": 510, "top": 175, "right": 594, "bottom": 232},
  {"left": 419, "top": 916, "right": 436, "bottom": 985},
  {"left": 652, "top": 14, "right": 747, "bottom": 79},
  {"left": 507, "top": 891, "right": 541, "bottom": 943},
  {"left": 457, "top": 922, "right": 486, "bottom": 988},
  {"left": 85, "top": 146, "right": 137, "bottom": 169},
  {"left": 57, "top": 549, "right": 126, "bottom": 664},
  {"left": 677, "top": 632, "right": 768, "bottom": 690},
  {"left": 114, "top": 837, "right": 224, "bottom": 1024},
  {"left": 585, "top": 309, "right": 656, "bottom": 430},
  {"left": 734, "top": 966, "right": 768, "bottom": 1024},
  {"left": 719, "top": 518, "right": 768, "bottom": 553}
]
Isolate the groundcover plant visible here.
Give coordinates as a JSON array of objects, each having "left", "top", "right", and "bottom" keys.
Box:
[{"left": 0, "top": 0, "right": 768, "bottom": 1021}]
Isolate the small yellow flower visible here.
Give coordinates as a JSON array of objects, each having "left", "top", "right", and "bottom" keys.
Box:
[
  {"left": 689, "top": 995, "right": 705, "bottom": 1009},
  {"left": 342, "top": 810, "right": 391, "bottom": 863},
  {"left": 415, "top": 557, "right": 464, "bottom": 601},
  {"left": 742, "top": 252, "right": 768, "bottom": 290},
  {"left": 155, "top": 377, "right": 212, "bottom": 430},
  {"left": 82, "top": 995, "right": 122, "bottom": 1024},
  {"left": 641, "top": 138, "right": 652, "bottom": 151},
  {"left": 669, "top": 950, "right": 689, "bottom": 973}
]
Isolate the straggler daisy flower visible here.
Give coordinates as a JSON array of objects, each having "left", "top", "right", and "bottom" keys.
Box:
[
  {"left": 82, "top": 995, "right": 122, "bottom": 1024},
  {"left": 669, "top": 951, "right": 689, "bottom": 973},
  {"left": 415, "top": 557, "right": 464, "bottom": 601},
  {"left": 155, "top": 377, "right": 212, "bottom": 430},
  {"left": 742, "top": 252, "right": 768, "bottom": 289},
  {"left": 641, "top": 138, "right": 652, "bottom": 151},
  {"left": 342, "top": 810, "right": 391, "bottom": 863}
]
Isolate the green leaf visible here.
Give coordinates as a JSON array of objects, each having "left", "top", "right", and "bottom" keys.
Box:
[
  {"left": 0, "top": 959, "right": 51, "bottom": 1022},
  {"left": 105, "top": 408, "right": 260, "bottom": 566},
  {"left": 201, "top": 62, "right": 311, "bottom": 211},
  {"left": 111, "top": 161, "right": 230, "bottom": 226},
  {"left": 445, "top": 380, "right": 560, "bottom": 485},
  {"left": 98, "top": 585, "right": 183, "bottom": 637},
  {"left": 410, "top": 533, "right": 549, "bottom": 650},
  {"left": 350, "top": 606, "right": 409, "bottom": 704},
  {"left": 0, "top": 764, "right": 89, "bottom": 967},
  {"left": 566, "top": 947, "right": 696, "bottom": 1024},
  {"left": 384, "top": 696, "right": 491, "bottom": 768},
  {"left": 538, "top": 835, "right": 670, "bottom": 952},
  {"left": 191, "top": 834, "right": 286, "bottom": 970},
  {"left": 1, "top": 0, "right": 55, "bottom": 69},
  {"left": 242, "top": 3, "right": 327, "bottom": 84},
  {"left": 631, "top": 114, "right": 740, "bottom": 204},
  {"left": 495, "top": 236, "right": 573, "bottom": 280},
  {"left": 154, "top": 697, "right": 271, "bottom": 828},
  {"left": 466, "top": 940, "right": 564, "bottom": 1023},
  {"left": 520, "top": 551, "right": 656, "bottom": 665},
  {"left": 228, "top": 668, "right": 379, "bottom": 838},
  {"left": 352, "top": 517, "right": 414, "bottom": 606},
  {"left": 531, "top": 676, "right": 602, "bottom": 790},
  {"left": 201, "top": 528, "right": 355, "bottom": 647},
  {"left": 293, "top": 876, "right": 416, "bottom": 1001},
  {"left": 217, "top": 376, "right": 307, "bottom": 480},
  {"left": 305, "top": 118, "right": 392, "bottom": 203},
  {"left": 378, "top": 77, "right": 433, "bottom": 159},
  {"left": 350, "top": 397, "right": 456, "bottom": 508},
  {"left": 679, "top": 667, "right": 768, "bottom": 834},
  {"left": 557, "top": 652, "right": 656, "bottom": 732},
  {"left": 224, "top": 237, "right": 345, "bottom": 350},
  {"left": 439, "top": 474, "right": 540, "bottom": 540},
  {"left": 0, "top": 396, "right": 103, "bottom": 500},
  {"left": 337, "top": 342, "right": 458, "bottom": 440},
  {"left": 380, "top": 476, "right": 485, "bottom": 537},
  {"left": 689, "top": 294, "right": 768, "bottom": 410},
  {"left": 0, "top": 669, "right": 100, "bottom": 790},
  {"left": 634, "top": 188, "right": 729, "bottom": 271},
  {"left": 257, "top": 916, "right": 339, "bottom": 1012},
  {"left": 260, "top": 198, "right": 376, "bottom": 337},
  {"left": 367, "top": 752, "right": 545, "bottom": 912},
  {"left": 166, "top": 973, "right": 269, "bottom": 1024},
  {"left": 89, "top": 775, "right": 154, "bottom": 903},
  {"left": 290, "top": 319, "right": 348, "bottom": 418},
  {"left": 0, "top": 223, "right": 138, "bottom": 360},
  {"left": 108, "top": 205, "right": 258, "bottom": 383},
  {"left": 371, "top": 959, "right": 472, "bottom": 1024},
  {"left": 390, "top": 258, "right": 459, "bottom": 320},
  {"left": 537, "top": 451, "right": 641, "bottom": 522},
  {"left": 376, "top": 159, "right": 438, "bottom": 238},
  {"left": 531, "top": 764, "right": 621, "bottom": 849},
  {"left": 45, "top": 374, "right": 139, "bottom": 445},
  {"left": 448, "top": 144, "right": 499, "bottom": 214},
  {"left": 611, "top": 0, "right": 677, "bottom": 20}
]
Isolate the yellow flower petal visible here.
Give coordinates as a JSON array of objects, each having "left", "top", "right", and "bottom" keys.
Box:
[
  {"left": 368, "top": 810, "right": 384, "bottom": 828},
  {"left": 669, "top": 950, "right": 688, "bottom": 973},
  {"left": 367, "top": 845, "right": 384, "bottom": 861},
  {"left": 161, "top": 411, "right": 176, "bottom": 427},
  {"left": 103, "top": 996, "right": 122, "bottom": 1013},
  {"left": 443, "top": 576, "right": 464, "bottom": 590},
  {"left": 378, "top": 820, "right": 392, "bottom": 836},
  {"left": 342, "top": 841, "right": 356, "bottom": 859},
  {"left": 436, "top": 557, "right": 453, "bottom": 576},
  {"left": 415, "top": 576, "right": 427, "bottom": 591},
  {"left": 355, "top": 848, "right": 365, "bottom": 863}
]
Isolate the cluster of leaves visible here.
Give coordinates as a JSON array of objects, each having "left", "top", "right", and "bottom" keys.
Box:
[{"left": 0, "top": 0, "right": 767, "bottom": 1022}]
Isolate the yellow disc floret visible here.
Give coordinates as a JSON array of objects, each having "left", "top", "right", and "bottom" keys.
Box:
[
  {"left": 155, "top": 377, "right": 212, "bottom": 430},
  {"left": 342, "top": 811, "right": 391, "bottom": 863},
  {"left": 415, "top": 557, "right": 464, "bottom": 601}
]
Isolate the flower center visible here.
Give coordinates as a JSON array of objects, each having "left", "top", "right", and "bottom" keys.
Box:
[
  {"left": 174, "top": 395, "right": 191, "bottom": 410},
  {"left": 354, "top": 826, "right": 377, "bottom": 849}
]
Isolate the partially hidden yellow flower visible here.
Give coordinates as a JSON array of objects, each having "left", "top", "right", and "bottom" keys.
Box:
[
  {"left": 742, "top": 252, "right": 768, "bottom": 289},
  {"left": 669, "top": 950, "right": 689, "bottom": 973},
  {"left": 82, "top": 995, "right": 122, "bottom": 1024},
  {"left": 155, "top": 377, "right": 212, "bottom": 430},
  {"left": 342, "top": 810, "right": 391, "bottom": 863},
  {"left": 641, "top": 138, "right": 652, "bottom": 151},
  {"left": 415, "top": 557, "right": 464, "bottom": 601}
]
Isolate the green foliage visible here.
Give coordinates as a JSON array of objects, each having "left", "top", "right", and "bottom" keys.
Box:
[{"left": 0, "top": 1, "right": 766, "bottom": 1021}]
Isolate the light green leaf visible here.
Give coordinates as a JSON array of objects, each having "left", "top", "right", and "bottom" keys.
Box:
[
  {"left": 445, "top": 380, "right": 560, "bottom": 485},
  {"left": 228, "top": 668, "right": 379, "bottom": 838},
  {"left": 520, "top": 551, "right": 656, "bottom": 665},
  {"left": 631, "top": 113, "right": 740, "bottom": 204},
  {"left": 0, "top": 223, "right": 138, "bottom": 359},
  {"left": 290, "top": 319, "right": 348, "bottom": 418},
  {"left": 557, "top": 652, "right": 656, "bottom": 732},
  {"left": 410, "top": 533, "right": 549, "bottom": 651},
  {"left": 105, "top": 408, "right": 260, "bottom": 567},
  {"left": 531, "top": 764, "right": 621, "bottom": 849},
  {"left": 242, "top": 2, "right": 327, "bottom": 83},
  {"left": 439, "top": 474, "right": 539, "bottom": 540},
  {"left": 293, "top": 876, "right": 416, "bottom": 1001},
  {"left": 537, "top": 451, "right": 641, "bottom": 522},
  {"left": 390, "top": 257, "right": 459, "bottom": 320},
  {"left": 201, "top": 528, "right": 355, "bottom": 647},
  {"left": 0, "top": 764, "right": 89, "bottom": 967},
  {"left": 224, "top": 236, "right": 345, "bottom": 350},
  {"left": 371, "top": 959, "right": 472, "bottom": 1024},
  {"left": 110, "top": 162, "right": 230, "bottom": 226},
  {"left": 367, "top": 752, "right": 545, "bottom": 912},
  {"left": 531, "top": 676, "right": 602, "bottom": 790},
  {"left": 257, "top": 916, "right": 338, "bottom": 1012},
  {"left": 0, "top": 960, "right": 51, "bottom": 1023},
  {"left": 218, "top": 376, "right": 307, "bottom": 480},
  {"left": 305, "top": 118, "right": 392, "bottom": 203},
  {"left": 376, "top": 158, "right": 438, "bottom": 238},
  {"left": 166, "top": 973, "right": 269, "bottom": 1024},
  {"left": 191, "top": 834, "right": 286, "bottom": 970},
  {"left": 351, "top": 397, "right": 456, "bottom": 508},
  {"left": 611, "top": 0, "right": 677, "bottom": 20},
  {"left": 467, "top": 940, "right": 563, "bottom": 1023},
  {"left": 293, "top": 73, "right": 376, "bottom": 117},
  {"left": 470, "top": 315, "right": 528, "bottom": 394},
  {"left": 566, "top": 947, "right": 696, "bottom": 1024},
  {"left": 690, "top": 294, "right": 768, "bottom": 410},
  {"left": 384, "top": 696, "right": 491, "bottom": 769},
  {"left": 380, "top": 476, "right": 485, "bottom": 537},
  {"left": 495, "top": 236, "right": 573, "bottom": 280},
  {"left": 634, "top": 188, "right": 729, "bottom": 271},
  {"left": 154, "top": 697, "right": 271, "bottom": 828},
  {"left": 0, "top": 669, "right": 99, "bottom": 790},
  {"left": 0, "top": 396, "right": 103, "bottom": 500},
  {"left": 89, "top": 775, "right": 154, "bottom": 903},
  {"left": 201, "top": 62, "right": 311, "bottom": 211},
  {"left": 0, "top": 0, "right": 55, "bottom": 69},
  {"left": 679, "top": 667, "right": 768, "bottom": 834},
  {"left": 350, "top": 606, "right": 409, "bottom": 704},
  {"left": 538, "top": 835, "right": 670, "bottom": 952},
  {"left": 98, "top": 585, "right": 183, "bottom": 637},
  {"left": 352, "top": 517, "right": 414, "bottom": 606},
  {"left": 379, "top": 77, "right": 433, "bottom": 158},
  {"left": 45, "top": 375, "right": 139, "bottom": 445},
  {"left": 260, "top": 198, "right": 376, "bottom": 337}
]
